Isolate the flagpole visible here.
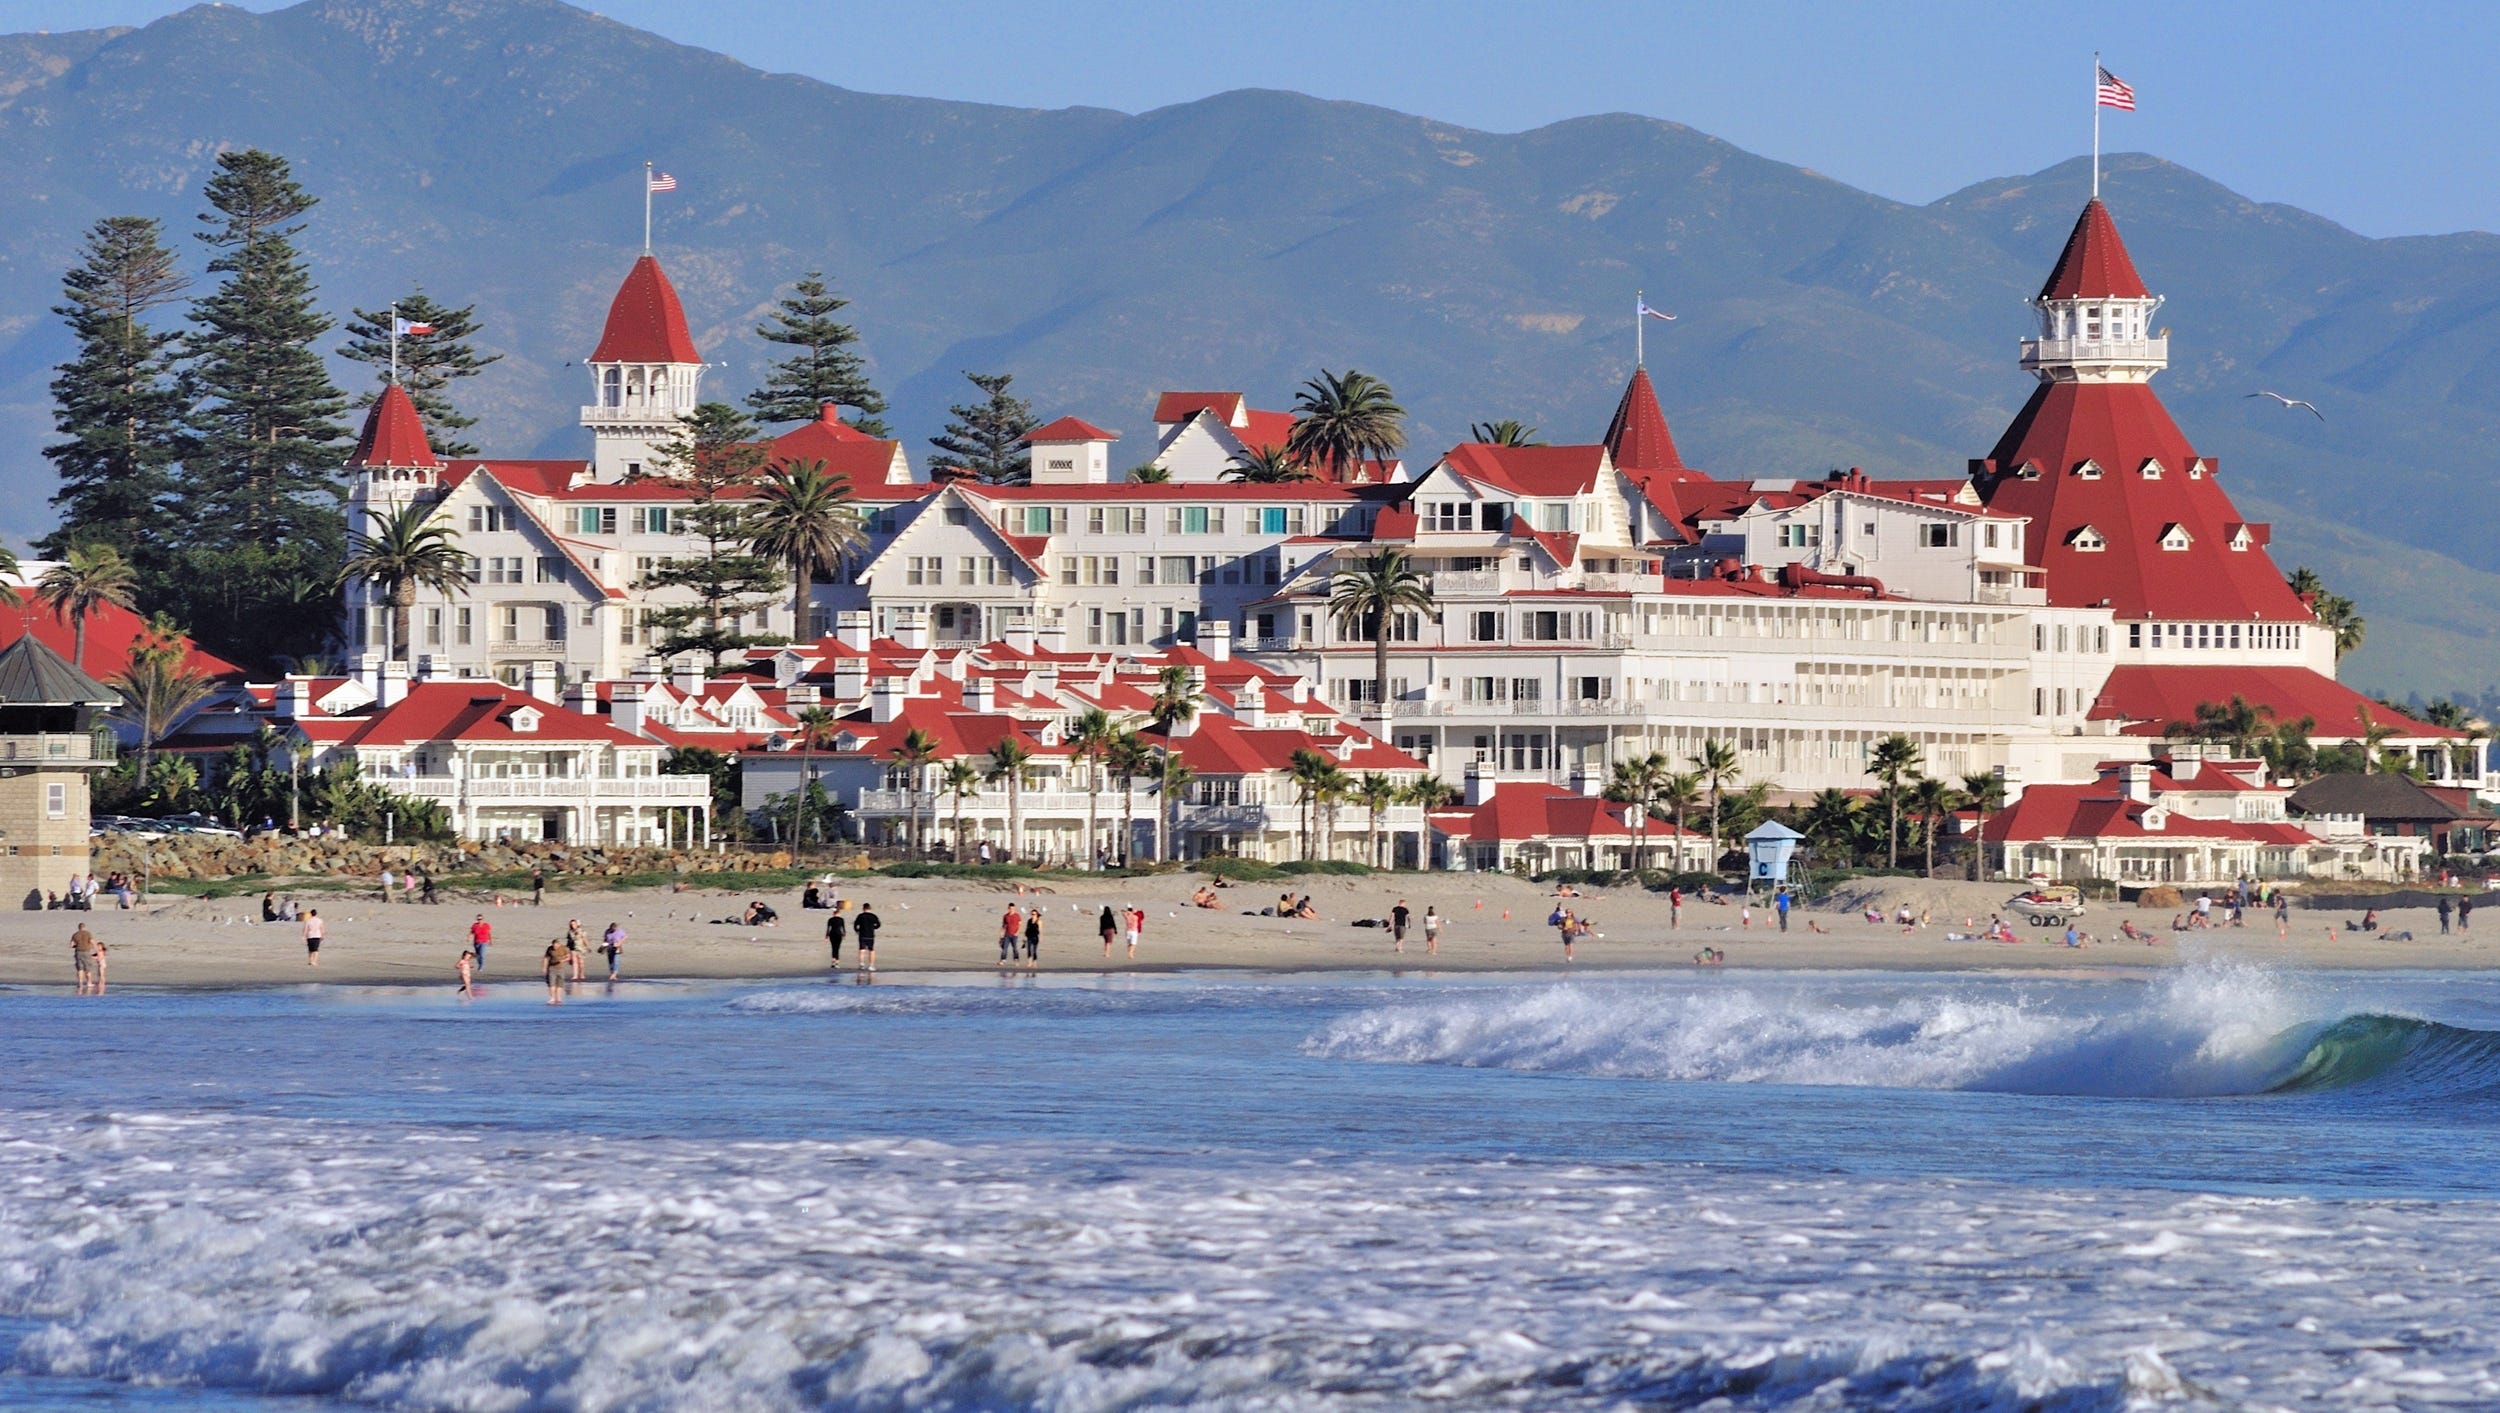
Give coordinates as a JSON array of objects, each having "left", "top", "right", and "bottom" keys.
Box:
[
  {"left": 643, "top": 161, "right": 654, "bottom": 253},
  {"left": 388, "top": 300, "right": 400, "bottom": 385},
  {"left": 1636, "top": 289, "right": 1645, "bottom": 368},
  {"left": 2091, "top": 51, "right": 2101, "bottom": 200}
]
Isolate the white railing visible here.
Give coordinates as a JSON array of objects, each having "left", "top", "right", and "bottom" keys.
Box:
[
  {"left": 578, "top": 403, "right": 691, "bottom": 425},
  {"left": 1573, "top": 573, "right": 1662, "bottom": 593},
  {"left": 857, "top": 788, "right": 1104, "bottom": 817},
  {"left": 1392, "top": 696, "right": 2019, "bottom": 723},
  {"left": 2019, "top": 336, "right": 2167, "bottom": 366},
  {"left": 487, "top": 639, "right": 568, "bottom": 656},
  {"left": 392, "top": 777, "right": 709, "bottom": 803},
  {"left": 1428, "top": 570, "right": 1506, "bottom": 595},
  {"left": 0, "top": 733, "right": 113, "bottom": 763}
]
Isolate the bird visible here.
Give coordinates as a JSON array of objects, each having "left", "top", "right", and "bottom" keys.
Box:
[{"left": 2247, "top": 390, "right": 2325, "bottom": 421}]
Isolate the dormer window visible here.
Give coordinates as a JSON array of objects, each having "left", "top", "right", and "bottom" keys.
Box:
[
  {"left": 2074, "top": 459, "right": 2104, "bottom": 480},
  {"left": 510, "top": 707, "right": 543, "bottom": 734},
  {"left": 2159, "top": 524, "right": 2193, "bottom": 552},
  {"left": 2139, "top": 458, "right": 2165, "bottom": 479},
  {"left": 2188, "top": 458, "right": 2209, "bottom": 479},
  {"left": 2227, "top": 525, "right": 2256, "bottom": 552},
  {"left": 2017, "top": 460, "right": 2043, "bottom": 481},
  {"left": 2067, "top": 526, "right": 2107, "bottom": 553}
]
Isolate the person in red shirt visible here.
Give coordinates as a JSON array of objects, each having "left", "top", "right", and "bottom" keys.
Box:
[
  {"left": 469, "top": 915, "right": 492, "bottom": 971},
  {"left": 999, "top": 904, "right": 1024, "bottom": 966}
]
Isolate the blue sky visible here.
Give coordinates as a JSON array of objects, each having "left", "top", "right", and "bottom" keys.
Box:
[{"left": 9, "top": 0, "right": 2495, "bottom": 238}]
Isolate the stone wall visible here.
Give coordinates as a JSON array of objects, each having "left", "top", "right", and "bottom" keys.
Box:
[{"left": 92, "top": 833, "right": 807, "bottom": 883}]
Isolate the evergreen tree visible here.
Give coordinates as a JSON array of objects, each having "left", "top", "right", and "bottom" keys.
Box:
[
  {"left": 745, "top": 271, "right": 888, "bottom": 435},
  {"left": 927, "top": 370, "right": 1037, "bottom": 484},
  {"left": 41, "top": 216, "right": 190, "bottom": 571},
  {"left": 175, "top": 149, "right": 349, "bottom": 667},
  {"left": 337, "top": 291, "right": 500, "bottom": 457},
  {"left": 636, "top": 402, "right": 784, "bottom": 664}
]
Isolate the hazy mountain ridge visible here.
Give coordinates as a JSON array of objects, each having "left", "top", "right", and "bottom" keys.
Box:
[{"left": 0, "top": 0, "right": 2493, "bottom": 693}]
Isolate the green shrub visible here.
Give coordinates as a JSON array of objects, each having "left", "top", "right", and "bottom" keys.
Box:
[
  {"left": 1650, "top": 870, "right": 1726, "bottom": 894},
  {"left": 1198, "top": 857, "right": 1285, "bottom": 882},
  {"left": 880, "top": 862, "right": 1047, "bottom": 881},
  {"left": 1277, "top": 859, "right": 1372, "bottom": 877}
]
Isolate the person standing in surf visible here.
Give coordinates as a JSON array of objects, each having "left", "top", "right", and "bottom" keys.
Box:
[
  {"left": 1125, "top": 905, "right": 1143, "bottom": 960},
  {"left": 469, "top": 915, "right": 493, "bottom": 971},
  {"left": 1391, "top": 899, "right": 1411, "bottom": 954},
  {"left": 541, "top": 939, "right": 566, "bottom": 1004},
  {"left": 1099, "top": 905, "right": 1118, "bottom": 959},
  {"left": 853, "top": 903, "right": 881, "bottom": 972},
  {"left": 825, "top": 909, "right": 846, "bottom": 968},
  {"left": 302, "top": 909, "right": 325, "bottom": 968},
  {"left": 455, "top": 946, "right": 475, "bottom": 996},
  {"left": 601, "top": 921, "right": 626, "bottom": 980},
  {"left": 71, "top": 921, "right": 103, "bottom": 994},
  {"left": 1023, "top": 909, "right": 1042, "bottom": 970},
  {"left": 999, "top": 902, "right": 1025, "bottom": 967},
  {"left": 1424, "top": 905, "right": 1442, "bottom": 956}
]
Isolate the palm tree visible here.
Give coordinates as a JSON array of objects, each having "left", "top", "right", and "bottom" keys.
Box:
[
  {"left": 2166, "top": 695, "right": 2271, "bottom": 758},
  {"left": 748, "top": 458, "right": 865, "bottom": 637},
  {"left": 984, "top": 736, "right": 1034, "bottom": 862},
  {"left": 1223, "top": 445, "right": 1312, "bottom": 484},
  {"left": 111, "top": 641, "right": 213, "bottom": 790},
  {"left": 1284, "top": 368, "right": 1405, "bottom": 482},
  {"left": 2261, "top": 715, "right": 2320, "bottom": 782},
  {"left": 789, "top": 705, "right": 837, "bottom": 848},
  {"left": 888, "top": 726, "right": 940, "bottom": 854},
  {"left": 1604, "top": 751, "right": 1671, "bottom": 870},
  {"left": 1867, "top": 733, "right": 1923, "bottom": 869},
  {"left": 1959, "top": 772, "right": 2007, "bottom": 882},
  {"left": 1327, "top": 549, "right": 1433, "bottom": 724},
  {"left": 1468, "top": 419, "right": 1543, "bottom": 446},
  {"left": 942, "top": 757, "right": 983, "bottom": 863},
  {"left": 2355, "top": 704, "right": 2400, "bottom": 775},
  {"left": 1128, "top": 463, "right": 1173, "bottom": 484},
  {"left": 1068, "top": 706, "right": 1119, "bottom": 868},
  {"left": 1403, "top": 774, "right": 1460, "bottom": 811},
  {"left": 37, "top": 545, "right": 139, "bottom": 673},
  {"left": 337, "top": 505, "right": 466, "bottom": 664},
  {"left": 1802, "top": 788, "right": 1861, "bottom": 865},
  {"left": 1154, "top": 745, "right": 1195, "bottom": 862},
  {"left": 1656, "top": 771, "right": 1704, "bottom": 873},
  {"left": 1688, "top": 740, "right": 1740, "bottom": 874},
  {"left": 1150, "top": 664, "right": 1202, "bottom": 731},
  {"left": 1289, "top": 747, "right": 1336, "bottom": 860},
  {"left": 1108, "top": 730, "right": 1151, "bottom": 866},
  {"left": 1907, "top": 776, "right": 1962, "bottom": 878},
  {"left": 1315, "top": 766, "right": 1350, "bottom": 863},
  {"left": 1355, "top": 772, "right": 1400, "bottom": 867}
]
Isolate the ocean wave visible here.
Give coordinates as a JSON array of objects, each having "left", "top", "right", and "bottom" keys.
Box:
[
  {"left": 726, "top": 979, "right": 1343, "bottom": 1019},
  {"left": 1305, "top": 966, "right": 2500, "bottom": 1100},
  {"left": 9, "top": 1109, "right": 2473, "bottom": 1409}
]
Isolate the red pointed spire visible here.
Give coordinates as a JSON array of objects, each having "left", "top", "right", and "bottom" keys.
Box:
[
  {"left": 590, "top": 254, "right": 702, "bottom": 363},
  {"left": 348, "top": 383, "right": 439, "bottom": 469},
  {"left": 1603, "top": 367, "right": 1686, "bottom": 476},
  {"left": 2038, "top": 199, "right": 2150, "bottom": 301}
]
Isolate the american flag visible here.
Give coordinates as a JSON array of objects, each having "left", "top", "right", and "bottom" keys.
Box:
[
  {"left": 2096, "top": 66, "right": 2135, "bottom": 111},
  {"left": 646, "top": 171, "right": 678, "bottom": 193}
]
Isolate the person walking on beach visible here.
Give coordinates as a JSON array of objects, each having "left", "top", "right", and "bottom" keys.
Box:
[
  {"left": 853, "top": 903, "right": 880, "bottom": 972},
  {"left": 1556, "top": 909, "right": 1577, "bottom": 963},
  {"left": 2440, "top": 895, "right": 2454, "bottom": 935},
  {"left": 1391, "top": 899, "right": 1411, "bottom": 954},
  {"left": 1669, "top": 887, "right": 1682, "bottom": 929},
  {"left": 1022, "top": 909, "right": 1042, "bottom": 969},
  {"left": 469, "top": 915, "right": 492, "bottom": 970},
  {"left": 2275, "top": 893, "right": 2291, "bottom": 938},
  {"left": 379, "top": 866, "right": 395, "bottom": 903},
  {"left": 1775, "top": 888, "right": 1790, "bottom": 933},
  {"left": 541, "top": 939, "right": 566, "bottom": 1003},
  {"left": 1125, "top": 905, "right": 1143, "bottom": 960},
  {"left": 2462, "top": 895, "right": 2476, "bottom": 934},
  {"left": 527, "top": 868, "right": 544, "bottom": 906},
  {"left": 825, "top": 910, "right": 846, "bottom": 968},
  {"left": 301, "top": 909, "right": 325, "bottom": 967},
  {"left": 999, "top": 902, "right": 1024, "bottom": 966},
  {"left": 455, "top": 946, "right": 475, "bottom": 996},
  {"left": 565, "top": 919, "right": 588, "bottom": 979},
  {"left": 601, "top": 922, "right": 625, "bottom": 980},
  {"left": 1424, "top": 904, "right": 1442, "bottom": 956},
  {"left": 71, "top": 921, "right": 103, "bottom": 995},
  {"left": 1098, "top": 905, "right": 1118, "bottom": 958}
]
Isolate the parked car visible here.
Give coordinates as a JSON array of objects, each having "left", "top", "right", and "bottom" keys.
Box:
[{"left": 152, "top": 812, "right": 243, "bottom": 838}]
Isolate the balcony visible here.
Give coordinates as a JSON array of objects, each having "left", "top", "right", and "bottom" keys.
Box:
[
  {"left": 0, "top": 732, "right": 115, "bottom": 765},
  {"left": 578, "top": 402, "right": 691, "bottom": 425},
  {"left": 391, "top": 776, "right": 710, "bottom": 804},
  {"left": 1179, "top": 802, "right": 1426, "bottom": 833},
  {"left": 487, "top": 638, "right": 569, "bottom": 656},
  {"left": 2018, "top": 336, "right": 2167, "bottom": 369},
  {"left": 857, "top": 787, "right": 1107, "bottom": 818},
  {"left": 1428, "top": 569, "right": 1507, "bottom": 595}
]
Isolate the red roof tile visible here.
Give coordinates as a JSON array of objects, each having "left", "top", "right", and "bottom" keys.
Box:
[
  {"left": 1441, "top": 443, "right": 1608, "bottom": 498},
  {"left": 342, "top": 682, "right": 652, "bottom": 749},
  {"left": 2086, "top": 665, "right": 2457, "bottom": 741},
  {"left": 348, "top": 384, "right": 440, "bottom": 470},
  {"left": 766, "top": 406, "right": 912, "bottom": 488},
  {"left": 1603, "top": 368, "right": 1699, "bottom": 480},
  {"left": 1024, "top": 416, "right": 1117, "bottom": 443},
  {"left": 1154, "top": 392, "right": 1245, "bottom": 426},
  {"left": 1984, "top": 784, "right": 2316, "bottom": 846},
  {"left": 589, "top": 255, "right": 702, "bottom": 364},
  {"left": 0, "top": 589, "right": 240, "bottom": 680},
  {"left": 2039, "top": 199, "right": 2151, "bottom": 301}
]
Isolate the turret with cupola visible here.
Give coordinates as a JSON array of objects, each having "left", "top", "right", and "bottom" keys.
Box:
[
  {"left": 581, "top": 254, "right": 707, "bottom": 481},
  {"left": 2018, "top": 199, "right": 2167, "bottom": 385}
]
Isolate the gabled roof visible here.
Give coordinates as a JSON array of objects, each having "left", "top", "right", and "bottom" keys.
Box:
[
  {"left": 589, "top": 254, "right": 702, "bottom": 364},
  {"left": 2038, "top": 199, "right": 2151, "bottom": 301},
  {"left": 2086, "top": 665, "right": 2459, "bottom": 741},
  {"left": 2287, "top": 772, "right": 2490, "bottom": 822},
  {"left": 1439, "top": 443, "right": 1609, "bottom": 498},
  {"left": 1984, "top": 785, "right": 2318, "bottom": 846},
  {"left": 766, "top": 405, "right": 917, "bottom": 489},
  {"left": 0, "top": 588, "right": 242, "bottom": 681},
  {"left": 340, "top": 682, "right": 653, "bottom": 750},
  {"left": 1153, "top": 392, "right": 1245, "bottom": 426},
  {"left": 1436, "top": 782, "right": 1686, "bottom": 845},
  {"left": 0, "top": 633, "right": 118, "bottom": 706},
  {"left": 1602, "top": 368, "right": 1698, "bottom": 481},
  {"left": 1024, "top": 416, "right": 1117, "bottom": 443},
  {"left": 348, "top": 384, "right": 440, "bottom": 470}
]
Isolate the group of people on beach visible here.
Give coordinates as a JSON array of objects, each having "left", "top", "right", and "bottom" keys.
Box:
[{"left": 42, "top": 873, "right": 137, "bottom": 911}]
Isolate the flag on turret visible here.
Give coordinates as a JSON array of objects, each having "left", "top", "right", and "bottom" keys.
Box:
[{"left": 2096, "top": 66, "right": 2135, "bottom": 110}]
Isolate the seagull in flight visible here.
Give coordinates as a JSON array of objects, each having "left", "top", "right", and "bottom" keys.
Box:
[{"left": 2246, "top": 390, "right": 2325, "bottom": 421}]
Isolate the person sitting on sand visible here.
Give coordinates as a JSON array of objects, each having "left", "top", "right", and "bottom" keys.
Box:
[
  {"left": 1864, "top": 907, "right": 1885, "bottom": 924},
  {"left": 261, "top": 891, "right": 279, "bottom": 923},
  {"left": 2362, "top": 908, "right": 2381, "bottom": 933},
  {"left": 743, "top": 900, "right": 780, "bottom": 927},
  {"left": 1191, "top": 886, "right": 1221, "bottom": 909},
  {"left": 1292, "top": 896, "right": 1320, "bottom": 921},
  {"left": 1807, "top": 919, "right": 1830, "bottom": 934},
  {"left": 803, "top": 882, "right": 823, "bottom": 910}
]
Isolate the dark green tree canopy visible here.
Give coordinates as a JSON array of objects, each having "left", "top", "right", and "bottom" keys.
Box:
[
  {"left": 338, "top": 291, "right": 500, "bottom": 458},
  {"left": 636, "top": 402, "right": 784, "bottom": 663},
  {"left": 746, "top": 271, "right": 888, "bottom": 435},
  {"left": 42, "top": 215, "right": 190, "bottom": 569},
  {"left": 927, "top": 370, "right": 1037, "bottom": 485}
]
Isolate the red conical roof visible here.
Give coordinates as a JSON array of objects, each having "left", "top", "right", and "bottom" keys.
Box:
[
  {"left": 590, "top": 254, "right": 702, "bottom": 363},
  {"left": 348, "top": 383, "right": 439, "bottom": 469},
  {"left": 2038, "top": 199, "right": 2150, "bottom": 301},
  {"left": 1603, "top": 367, "right": 1694, "bottom": 479}
]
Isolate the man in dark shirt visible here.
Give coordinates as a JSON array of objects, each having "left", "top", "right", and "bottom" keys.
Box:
[
  {"left": 1391, "top": 900, "right": 1411, "bottom": 954},
  {"left": 852, "top": 904, "right": 881, "bottom": 972}
]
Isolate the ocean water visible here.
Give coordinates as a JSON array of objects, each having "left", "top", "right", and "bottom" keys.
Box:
[{"left": 6, "top": 962, "right": 2500, "bottom": 1409}]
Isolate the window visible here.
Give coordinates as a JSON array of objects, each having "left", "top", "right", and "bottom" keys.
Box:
[
  {"left": 1574, "top": 676, "right": 1610, "bottom": 701},
  {"left": 602, "top": 368, "right": 621, "bottom": 406},
  {"left": 580, "top": 607, "right": 598, "bottom": 628},
  {"left": 2140, "top": 459, "right": 2165, "bottom": 479},
  {"left": 2075, "top": 459, "right": 2103, "bottom": 479},
  {"left": 45, "top": 782, "right": 65, "bottom": 819},
  {"left": 2067, "top": 526, "right": 2107, "bottom": 553},
  {"left": 2035, "top": 687, "right": 2046, "bottom": 717},
  {"left": 638, "top": 507, "right": 674, "bottom": 534},
  {"left": 425, "top": 608, "right": 444, "bottom": 647},
  {"left": 545, "top": 606, "right": 566, "bottom": 641},
  {"left": 536, "top": 557, "right": 562, "bottom": 584},
  {"left": 1778, "top": 523, "right": 1821, "bottom": 549},
  {"left": 1540, "top": 503, "right": 1571, "bottom": 533},
  {"left": 1428, "top": 502, "right": 1470, "bottom": 532},
  {"left": 499, "top": 606, "right": 520, "bottom": 642},
  {"left": 1089, "top": 506, "right": 1145, "bottom": 534},
  {"left": 1464, "top": 676, "right": 1499, "bottom": 703},
  {"left": 1169, "top": 507, "right": 1212, "bottom": 534},
  {"left": 1983, "top": 524, "right": 2001, "bottom": 549},
  {"left": 1058, "top": 556, "right": 1078, "bottom": 585},
  {"left": 1919, "top": 523, "right": 1958, "bottom": 548},
  {"left": 468, "top": 506, "right": 513, "bottom": 533},
  {"left": 2095, "top": 626, "right": 2108, "bottom": 653},
  {"left": 2159, "top": 524, "right": 2193, "bottom": 552},
  {"left": 1162, "top": 555, "right": 1197, "bottom": 584},
  {"left": 1469, "top": 611, "right": 1503, "bottom": 643},
  {"left": 456, "top": 608, "right": 473, "bottom": 646},
  {"left": 2128, "top": 623, "right": 2142, "bottom": 648},
  {"left": 1020, "top": 506, "right": 1058, "bottom": 534},
  {"left": 574, "top": 507, "right": 617, "bottom": 535},
  {"left": 1479, "top": 502, "right": 1510, "bottom": 530}
]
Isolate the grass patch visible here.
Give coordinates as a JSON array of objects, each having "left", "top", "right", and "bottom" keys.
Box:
[
  {"left": 1276, "top": 859, "right": 1373, "bottom": 877},
  {"left": 1197, "top": 857, "right": 1285, "bottom": 883}
]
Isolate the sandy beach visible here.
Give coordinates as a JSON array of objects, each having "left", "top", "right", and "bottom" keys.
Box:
[{"left": 6, "top": 869, "right": 2495, "bottom": 989}]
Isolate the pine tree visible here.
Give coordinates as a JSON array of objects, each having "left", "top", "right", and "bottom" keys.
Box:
[
  {"left": 41, "top": 216, "right": 190, "bottom": 572},
  {"left": 337, "top": 291, "right": 500, "bottom": 457},
  {"left": 927, "top": 370, "right": 1036, "bottom": 484},
  {"left": 176, "top": 149, "right": 350, "bottom": 668},
  {"left": 635, "top": 402, "right": 784, "bottom": 665},
  {"left": 745, "top": 271, "right": 888, "bottom": 434}
]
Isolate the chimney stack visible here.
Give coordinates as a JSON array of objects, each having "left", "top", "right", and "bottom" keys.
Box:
[
  {"left": 836, "top": 610, "right": 872, "bottom": 653},
  {"left": 785, "top": 683, "right": 820, "bottom": 708},
  {"left": 1003, "top": 616, "right": 1036, "bottom": 654},
  {"left": 2122, "top": 762, "right": 2155, "bottom": 804},
  {"left": 893, "top": 611, "right": 930, "bottom": 652},
  {"left": 277, "top": 678, "right": 313, "bottom": 720},
  {"left": 671, "top": 656, "right": 705, "bottom": 698},
  {"left": 833, "top": 659, "right": 868, "bottom": 705},
  {"left": 1464, "top": 763, "right": 1494, "bottom": 807},
  {"left": 870, "top": 677, "right": 906, "bottom": 723},
  {"left": 1199, "top": 617, "right": 1231, "bottom": 662},
  {"left": 354, "top": 651, "right": 382, "bottom": 702},
  {"left": 379, "top": 659, "right": 411, "bottom": 709},
  {"left": 1237, "top": 678, "right": 1266, "bottom": 729},
  {"left": 1036, "top": 619, "right": 1068, "bottom": 655},
  {"left": 611, "top": 681, "right": 648, "bottom": 737},
  {"left": 968, "top": 677, "right": 998, "bottom": 715},
  {"left": 525, "top": 661, "right": 561, "bottom": 705}
]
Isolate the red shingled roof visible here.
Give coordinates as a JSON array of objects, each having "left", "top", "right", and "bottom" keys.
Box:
[
  {"left": 0, "top": 589, "right": 240, "bottom": 680},
  {"left": 1440, "top": 782, "right": 1689, "bottom": 845},
  {"left": 767, "top": 405, "right": 911, "bottom": 488},
  {"left": 1024, "top": 416, "right": 1117, "bottom": 443},
  {"left": 348, "top": 384, "right": 439, "bottom": 470},
  {"left": 2039, "top": 199, "right": 2150, "bottom": 301},
  {"left": 2086, "top": 664, "right": 2458, "bottom": 741},
  {"left": 1978, "top": 380, "right": 2310, "bottom": 621},
  {"left": 342, "top": 682, "right": 651, "bottom": 749},
  {"left": 589, "top": 255, "right": 702, "bottom": 364},
  {"left": 1603, "top": 368, "right": 1700, "bottom": 481},
  {"left": 1441, "top": 443, "right": 1608, "bottom": 498},
  {"left": 1984, "top": 784, "right": 2316, "bottom": 846},
  {"left": 1154, "top": 392, "right": 1245, "bottom": 426}
]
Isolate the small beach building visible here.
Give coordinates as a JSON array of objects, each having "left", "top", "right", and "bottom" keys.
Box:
[{"left": 0, "top": 635, "right": 121, "bottom": 906}]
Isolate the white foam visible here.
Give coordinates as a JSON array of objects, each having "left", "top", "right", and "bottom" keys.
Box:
[
  {"left": 6, "top": 1109, "right": 2500, "bottom": 1408},
  {"left": 1306, "top": 963, "right": 2335, "bottom": 1097}
]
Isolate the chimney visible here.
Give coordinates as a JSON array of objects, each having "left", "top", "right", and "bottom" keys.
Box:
[
  {"left": 893, "top": 611, "right": 930, "bottom": 651},
  {"left": 2170, "top": 742, "right": 2205, "bottom": 769},
  {"left": 774, "top": 651, "right": 804, "bottom": 688},
  {"left": 1573, "top": 766, "right": 1604, "bottom": 798},
  {"left": 871, "top": 677, "right": 906, "bottom": 723},
  {"left": 786, "top": 683, "right": 820, "bottom": 708},
  {"left": 833, "top": 659, "right": 867, "bottom": 704},
  {"left": 611, "top": 681, "right": 648, "bottom": 737},
  {"left": 1036, "top": 619, "right": 1068, "bottom": 654},
  {"left": 354, "top": 651, "right": 382, "bottom": 700},
  {"left": 1288, "top": 677, "right": 1311, "bottom": 705},
  {"left": 413, "top": 654, "right": 438, "bottom": 681},
  {"left": 277, "top": 678, "right": 313, "bottom": 720},
  {"left": 1237, "top": 678, "right": 1266, "bottom": 729},
  {"left": 834, "top": 610, "right": 872, "bottom": 652},
  {"left": 379, "top": 659, "right": 411, "bottom": 709},
  {"left": 1199, "top": 617, "right": 1231, "bottom": 662},
  {"left": 1003, "top": 617, "right": 1035, "bottom": 654},
  {"left": 671, "top": 656, "right": 705, "bottom": 698},
  {"left": 2122, "top": 762, "right": 2155, "bottom": 804},
  {"left": 633, "top": 655, "right": 665, "bottom": 683},
  {"left": 968, "top": 677, "right": 998, "bottom": 714},
  {"left": 525, "top": 661, "right": 561, "bottom": 705},
  {"left": 1464, "top": 762, "right": 1495, "bottom": 806}
]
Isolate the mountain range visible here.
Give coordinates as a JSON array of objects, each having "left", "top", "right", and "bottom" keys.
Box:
[{"left": 0, "top": 0, "right": 2493, "bottom": 696}]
